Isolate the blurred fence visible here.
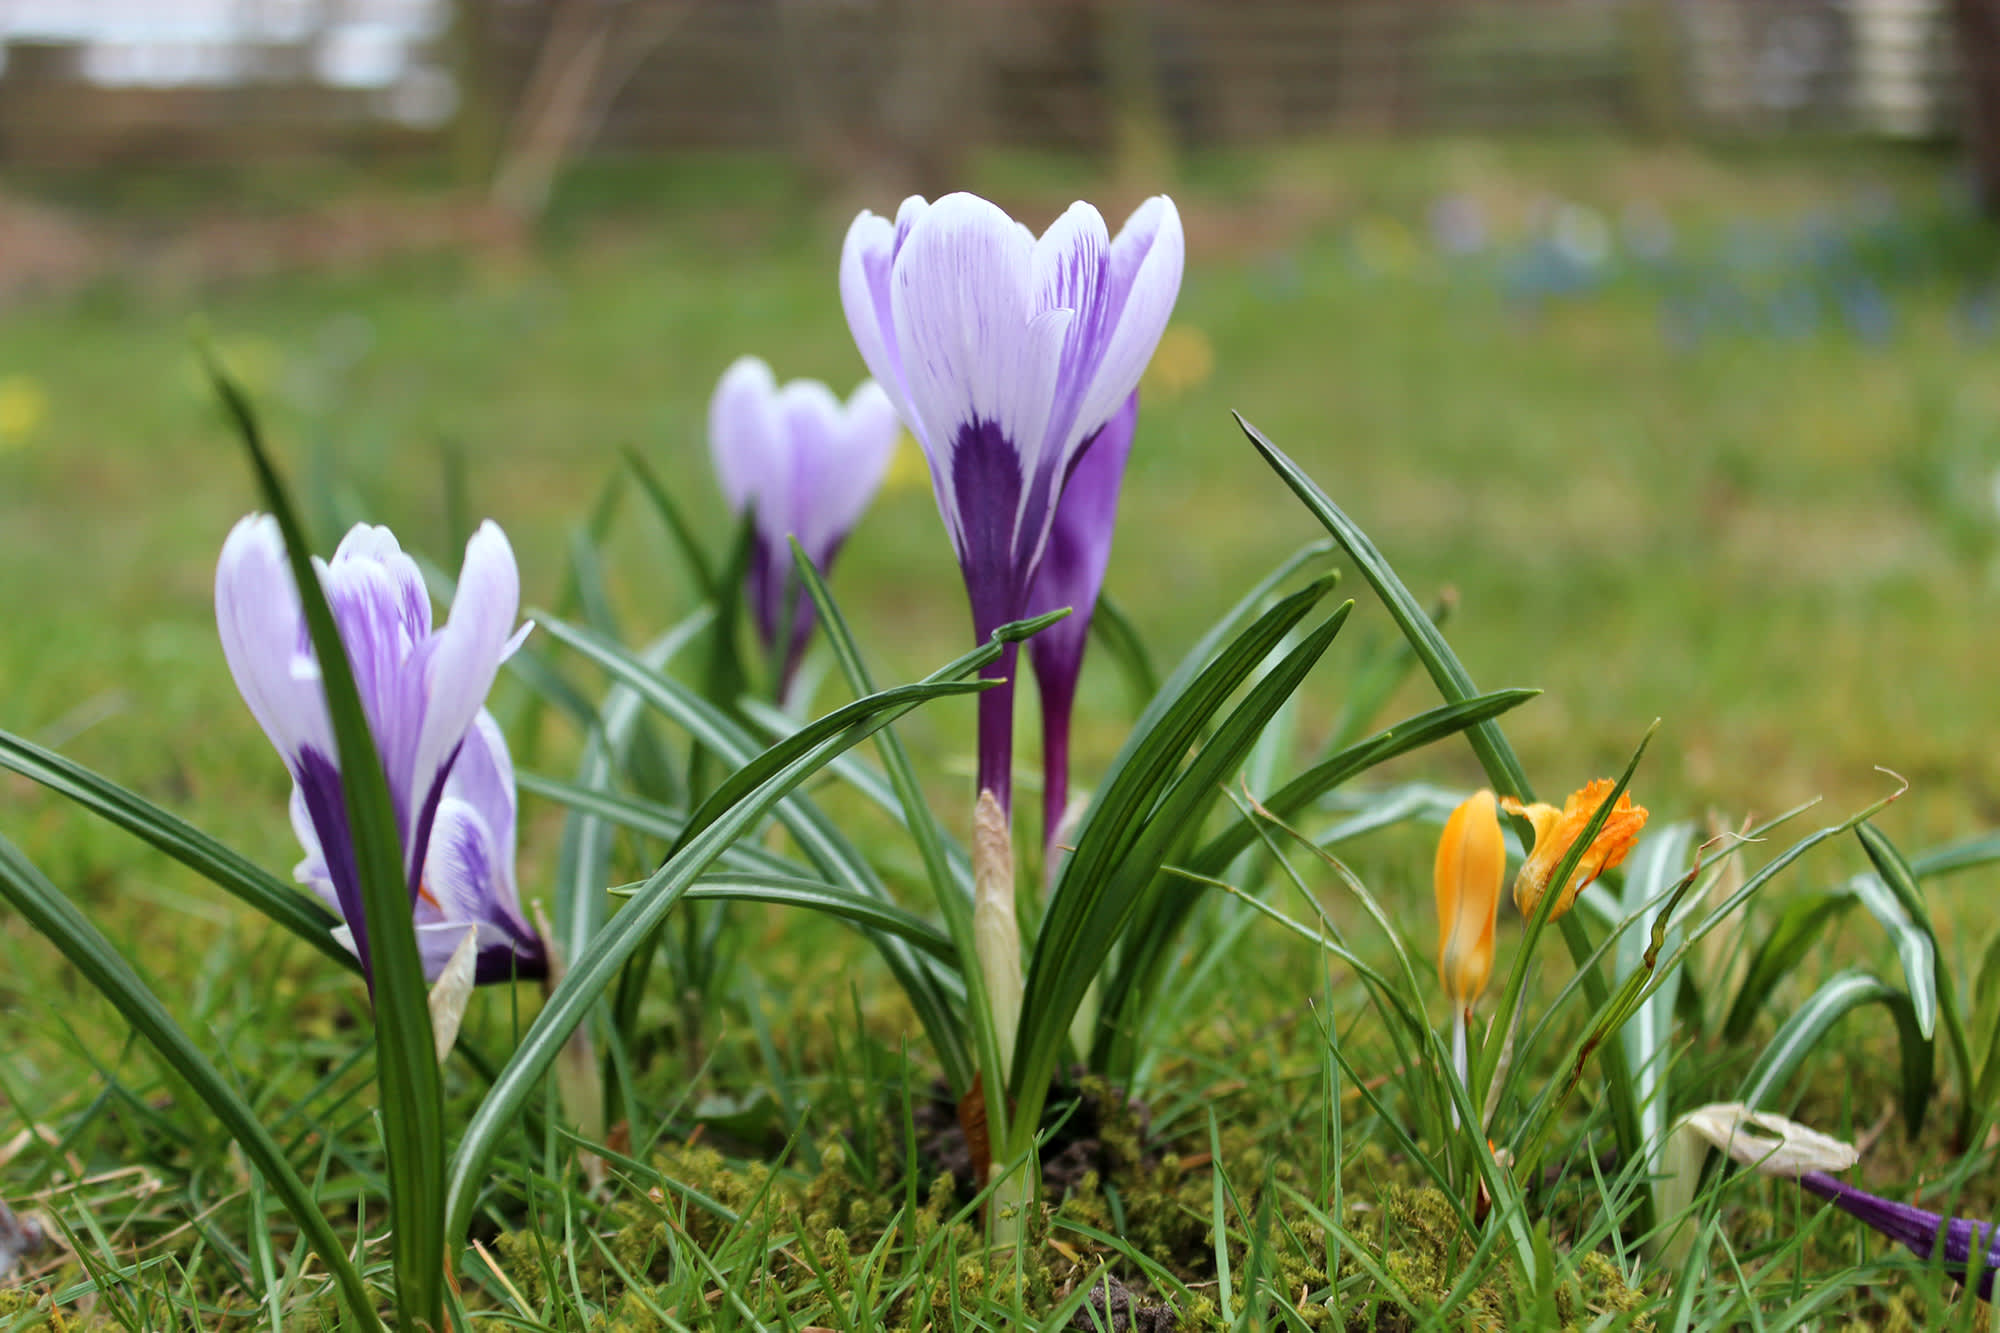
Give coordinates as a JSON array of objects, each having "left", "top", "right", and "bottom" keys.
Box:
[{"left": 0, "top": 0, "right": 1967, "bottom": 167}]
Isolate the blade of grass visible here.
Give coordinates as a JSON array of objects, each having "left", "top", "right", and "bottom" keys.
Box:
[{"left": 0, "top": 834, "right": 380, "bottom": 1331}]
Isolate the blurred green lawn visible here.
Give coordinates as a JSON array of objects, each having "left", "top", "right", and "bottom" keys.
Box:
[{"left": 4, "top": 136, "right": 2000, "bottom": 916}]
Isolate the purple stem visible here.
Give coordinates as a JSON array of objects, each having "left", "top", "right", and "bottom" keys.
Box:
[
  {"left": 1040, "top": 680, "right": 1071, "bottom": 868},
  {"left": 977, "top": 643, "right": 1017, "bottom": 814}
]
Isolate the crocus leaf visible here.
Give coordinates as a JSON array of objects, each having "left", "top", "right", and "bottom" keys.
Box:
[
  {"left": 1088, "top": 590, "right": 1158, "bottom": 715},
  {"left": 1847, "top": 873, "right": 1938, "bottom": 1040},
  {"left": 1724, "top": 889, "right": 1860, "bottom": 1042},
  {"left": 1861, "top": 821, "right": 1980, "bottom": 1143},
  {"left": 1016, "top": 588, "right": 1350, "bottom": 1123},
  {"left": 0, "top": 834, "right": 382, "bottom": 1331},
  {"left": 628, "top": 872, "right": 960, "bottom": 964},
  {"left": 1739, "top": 968, "right": 1933, "bottom": 1133},
  {"left": 1613, "top": 822, "right": 1696, "bottom": 1240},
  {"left": 210, "top": 359, "right": 447, "bottom": 1330},
  {"left": 1236, "top": 412, "right": 1531, "bottom": 802},
  {"left": 1908, "top": 831, "right": 2000, "bottom": 881},
  {"left": 785, "top": 543, "right": 995, "bottom": 1102},
  {"left": 623, "top": 445, "right": 718, "bottom": 601},
  {"left": 442, "top": 648, "right": 1000, "bottom": 1241},
  {"left": 0, "top": 729, "right": 353, "bottom": 973}
]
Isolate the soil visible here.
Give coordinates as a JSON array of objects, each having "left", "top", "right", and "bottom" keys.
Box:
[{"left": 912, "top": 1072, "right": 1155, "bottom": 1201}]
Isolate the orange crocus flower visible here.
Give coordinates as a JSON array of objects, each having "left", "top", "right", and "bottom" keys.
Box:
[
  {"left": 1500, "top": 779, "right": 1648, "bottom": 921},
  {"left": 1435, "top": 789, "right": 1505, "bottom": 1013}
]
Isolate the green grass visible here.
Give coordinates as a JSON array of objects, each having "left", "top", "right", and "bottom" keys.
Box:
[{"left": 4, "top": 136, "right": 2000, "bottom": 1327}]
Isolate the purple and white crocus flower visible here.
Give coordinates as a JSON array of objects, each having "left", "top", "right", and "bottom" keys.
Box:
[
  {"left": 216, "top": 516, "right": 543, "bottom": 988},
  {"left": 839, "top": 192, "right": 1183, "bottom": 815},
  {"left": 708, "top": 355, "right": 900, "bottom": 696},
  {"left": 1023, "top": 390, "right": 1138, "bottom": 862},
  {"left": 842, "top": 191, "right": 1181, "bottom": 1083}
]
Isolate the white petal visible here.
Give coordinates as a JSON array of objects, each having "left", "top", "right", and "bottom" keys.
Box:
[
  {"left": 411, "top": 521, "right": 520, "bottom": 844},
  {"left": 708, "top": 355, "right": 783, "bottom": 519},
  {"left": 1073, "top": 196, "right": 1184, "bottom": 452},
  {"left": 889, "top": 193, "right": 1069, "bottom": 553},
  {"left": 287, "top": 783, "right": 340, "bottom": 914},
  {"left": 772, "top": 376, "right": 848, "bottom": 553},
  {"left": 1028, "top": 200, "right": 1113, "bottom": 468},
  {"left": 215, "top": 514, "right": 332, "bottom": 769},
  {"left": 807, "top": 378, "right": 900, "bottom": 555},
  {"left": 318, "top": 523, "right": 433, "bottom": 807},
  {"left": 839, "top": 202, "right": 923, "bottom": 433}
]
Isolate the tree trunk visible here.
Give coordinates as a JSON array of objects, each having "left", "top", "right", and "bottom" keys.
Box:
[{"left": 1953, "top": 0, "right": 2000, "bottom": 215}]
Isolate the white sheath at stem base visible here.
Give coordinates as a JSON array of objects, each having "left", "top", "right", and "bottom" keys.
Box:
[{"left": 973, "top": 789, "right": 1024, "bottom": 1076}]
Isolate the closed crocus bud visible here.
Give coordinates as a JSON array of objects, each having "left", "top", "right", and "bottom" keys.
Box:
[
  {"left": 1435, "top": 789, "right": 1504, "bottom": 1013},
  {"left": 1501, "top": 779, "right": 1648, "bottom": 921}
]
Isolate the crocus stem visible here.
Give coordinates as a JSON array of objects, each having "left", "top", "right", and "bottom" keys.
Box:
[
  {"left": 1450, "top": 1007, "right": 1469, "bottom": 1130},
  {"left": 1040, "top": 687, "right": 1071, "bottom": 878},
  {"left": 977, "top": 644, "right": 1018, "bottom": 814}
]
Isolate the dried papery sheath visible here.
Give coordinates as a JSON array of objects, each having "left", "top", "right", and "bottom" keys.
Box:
[
  {"left": 972, "top": 789, "right": 1023, "bottom": 1072},
  {"left": 708, "top": 356, "right": 900, "bottom": 694},
  {"left": 841, "top": 191, "right": 1183, "bottom": 813},
  {"left": 216, "top": 516, "right": 542, "bottom": 986},
  {"left": 1673, "top": 1102, "right": 1860, "bottom": 1176}
]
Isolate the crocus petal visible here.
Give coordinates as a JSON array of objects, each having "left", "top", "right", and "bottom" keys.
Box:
[
  {"left": 1080, "top": 197, "right": 1186, "bottom": 442},
  {"left": 709, "top": 355, "right": 786, "bottom": 520},
  {"left": 890, "top": 192, "right": 1070, "bottom": 570},
  {"left": 1435, "top": 789, "right": 1505, "bottom": 1010},
  {"left": 838, "top": 198, "right": 924, "bottom": 432},
  {"left": 789, "top": 379, "right": 900, "bottom": 562},
  {"left": 1026, "top": 392, "right": 1138, "bottom": 851},
  {"left": 215, "top": 515, "right": 332, "bottom": 769},
  {"left": 1502, "top": 779, "right": 1648, "bottom": 920},
  {"left": 1029, "top": 201, "right": 1114, "bottom": 474},
  {"left": 317, "top": 524, "right": 434, "bottom": 819},
  {"left": 411, "top": 521, "right": 522, "bottom": 868},
  {"left": 773, "top": 377, "right": 852, "bottom": 557},
  {"left": 288, "top": 783, "right": 338, "bottom": 914}
]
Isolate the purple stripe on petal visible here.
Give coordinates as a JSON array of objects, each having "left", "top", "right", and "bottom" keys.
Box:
[{"left": 295, "top": 745, "right": 370, "bottom": 983}]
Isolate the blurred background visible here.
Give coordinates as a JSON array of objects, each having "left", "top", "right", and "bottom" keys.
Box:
[{"left": 5, "top": 0, "right": 2000, "bottom": 877}]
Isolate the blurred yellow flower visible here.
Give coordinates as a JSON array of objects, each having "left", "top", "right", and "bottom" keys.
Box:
[
  {"left": 1435, "top": 789, "right": 1504, "bottom": 1013},
  {"left": 1142, "top": 323, "right": 1214, "bottom": 400},
  {"left": 1502, "top": 780, "right": 1648, "bottom": 922},
  {"left": 883, "top": 430, "right": 931, "bottom": 494},
  {"left": 1353, "top": 215, "right": 1423, "bottom": 277},
  {"left": 0, "top": 375, "right": 48, "bottom": 450}
]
